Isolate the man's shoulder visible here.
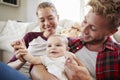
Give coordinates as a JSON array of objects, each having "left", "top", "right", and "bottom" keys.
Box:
[
  {"left": 68, "top": 37, "right": 81, "bottom": 43},
  {"left": 68, "top": 37, "right": 83, "bottom": 53}
]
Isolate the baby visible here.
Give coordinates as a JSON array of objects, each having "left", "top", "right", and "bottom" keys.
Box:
[{"left": 15, "top": 34, "right": 77, "bottom": 80}]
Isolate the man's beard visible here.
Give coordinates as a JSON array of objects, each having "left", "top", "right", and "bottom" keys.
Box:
[{"left": 81, "top": 36, "right": 106, "bottom": 45}]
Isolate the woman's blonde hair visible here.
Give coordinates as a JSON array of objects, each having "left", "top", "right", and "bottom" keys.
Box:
[
  {"left": 88, "top": 0, "right": 120, "bottom": 28},
  {"left": 36, "top": 2, "right": 57, "bottom": 16}
]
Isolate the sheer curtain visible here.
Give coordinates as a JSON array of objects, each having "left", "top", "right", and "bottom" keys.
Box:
[{"left": 51, "top": 0, "right": 89, "bottom": 22}]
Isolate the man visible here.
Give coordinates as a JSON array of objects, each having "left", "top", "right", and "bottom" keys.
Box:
[
  {"left": 65, "top": 0, "right": 120, "bottom": 80},
  {"left": 0, "top": 62, "right": 29, "bottom": 80}
]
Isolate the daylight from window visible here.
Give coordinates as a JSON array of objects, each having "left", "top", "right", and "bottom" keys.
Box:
[{"left": 51, "top": 0, "right": 89, "bottom": 22}]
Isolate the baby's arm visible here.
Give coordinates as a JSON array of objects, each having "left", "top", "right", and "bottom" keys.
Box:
[
  {"left": 23, "top": 52, "right": 42, "bottom": 65},
  {"left": 15, "top": 40, "right": 42, "bottom": 65}
]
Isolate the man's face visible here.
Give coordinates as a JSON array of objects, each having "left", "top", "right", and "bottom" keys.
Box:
[{"left": 80, "top": 11, "right": 111, "bottom": 44}]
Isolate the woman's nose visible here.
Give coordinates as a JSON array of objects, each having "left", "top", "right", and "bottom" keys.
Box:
[{"left": 44, "top": 20, "right": 50, "bottom": 26}]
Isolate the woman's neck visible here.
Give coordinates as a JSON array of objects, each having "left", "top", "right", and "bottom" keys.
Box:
[{"left": 43, "top": 31, "right": 56, "bottom": 38}]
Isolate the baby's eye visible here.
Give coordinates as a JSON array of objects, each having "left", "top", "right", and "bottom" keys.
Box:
[
  {"left": 47, "top": 45, "right": 51, "bottom": 47},
  {"left": 56, "top": 44, "right": 61, "bottom": 47}
]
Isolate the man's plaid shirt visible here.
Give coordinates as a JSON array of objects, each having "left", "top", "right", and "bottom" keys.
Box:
[{"left": 68, "top": 37, "right": 120, "bottom": 80}]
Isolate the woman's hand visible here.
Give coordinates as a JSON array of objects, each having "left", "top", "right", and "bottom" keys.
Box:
[
  {"left": 11, "top": 40, "right": 26, "bottom": 63},
  {"left": 65, "top": 56, "right": 92, "bottom": 80},
  {"left": 30, "top": 64, "right": 58, "bottom": 80}
]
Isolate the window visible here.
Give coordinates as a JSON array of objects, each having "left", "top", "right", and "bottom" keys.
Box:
[
  {"left": 0, "top": 0, "right": 20, "bottom": 7},
  {"left": 51, "top": 0, "right": 90, "bottom": 22},
  {"left": 51, "top": 0, "right": 80, "bottom": 22}
]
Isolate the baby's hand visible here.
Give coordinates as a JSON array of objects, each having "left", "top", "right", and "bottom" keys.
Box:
[{"left": 65, "top": 52, "right": 78, "bottom": 65}]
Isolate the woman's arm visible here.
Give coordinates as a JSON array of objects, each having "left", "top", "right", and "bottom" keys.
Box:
[
  {"left": 15, "top": 40, "right": 42, "bottom": 65},
  {"left": 30, "top": 64, "right": 58, "bottom": 80},
  {"left": 7, "top": 59, "right": 26, "bottom": 70},
  {"left": 7, "top": 40, "right": 26, "bottom": 69}
]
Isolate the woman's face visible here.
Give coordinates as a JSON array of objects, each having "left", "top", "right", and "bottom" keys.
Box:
[{"left": 37, "top": 7, "right": 59, "bottom": 36}]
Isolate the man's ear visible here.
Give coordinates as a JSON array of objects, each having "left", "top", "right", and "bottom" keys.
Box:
[{"left": 108, "top": 28, "right": 118, "bottom": 36}]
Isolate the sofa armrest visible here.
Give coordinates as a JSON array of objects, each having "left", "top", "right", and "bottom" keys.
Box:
[{"left": 0, "top": 50, "right": 3, "bottom": 61}]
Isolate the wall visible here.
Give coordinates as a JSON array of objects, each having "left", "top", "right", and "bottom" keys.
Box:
[
  {"left": 26, "top": 0, "right": 41, "bottom": 22},
  {"left": 0, "top": 0, "right": 48, "bottom": 22},
  {"left": 0, "top": 0, "right": 27, "bottom": 21},
  {"left": 26, "top": 0, "right": 51, "bottom": 22}
]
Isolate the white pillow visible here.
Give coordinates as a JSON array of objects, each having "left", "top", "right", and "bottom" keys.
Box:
[
  {"left": 1, "top": 20, "right": 29, "bottom": 38},
  {"left": 25, "top": 22, "right": 40, "bottom": 32},
  {"left": 0, "top": 21, "right": 6, "bottom": 33},
  {"left": 0, "top": 20, "right": 29, "bottom": 51}
]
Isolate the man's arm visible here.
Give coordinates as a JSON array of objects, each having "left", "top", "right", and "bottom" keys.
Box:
[{"left": 65, "top": 56, "right": 93, "bottom": 80}]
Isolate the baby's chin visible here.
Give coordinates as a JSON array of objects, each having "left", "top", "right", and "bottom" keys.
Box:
[{"left": 48, "top": 53, "right": 63, "bottom": 58}]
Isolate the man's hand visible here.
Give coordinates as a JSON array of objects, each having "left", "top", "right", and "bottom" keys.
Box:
[{"left": 65, "top": 56, "right": 92, "bottom": 80}]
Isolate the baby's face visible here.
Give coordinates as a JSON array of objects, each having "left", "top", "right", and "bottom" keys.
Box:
[{"left": 46, "top": 36, "right": 67, "bottom": 58}]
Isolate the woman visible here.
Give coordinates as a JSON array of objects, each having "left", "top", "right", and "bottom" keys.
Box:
[
  {"left": 8, "top": 2, "right": 59, "bottom": 80},
  {"left": 12, "top": 34, "right": 77, "bottom": 80}
]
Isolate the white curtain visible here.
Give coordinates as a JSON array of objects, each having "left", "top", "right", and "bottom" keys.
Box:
[{"left": 51, "top": 0, "right": 89, "bottom": 23}]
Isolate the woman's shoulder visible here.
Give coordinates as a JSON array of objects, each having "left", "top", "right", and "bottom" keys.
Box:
[
  {"left": 23, "top": 32, "right": 44, "bottom": 47},
  {"left": 23, "top": 32, "right": 43, "bottom": 39},
  {"left": 25, "top": 32, "right": 42, "bottom": 36}
]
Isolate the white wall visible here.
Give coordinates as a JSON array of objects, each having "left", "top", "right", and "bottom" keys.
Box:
[
  {"left": 0, "top": 0, "right": 27, "bottom": 21},
  {"left": 26, "top": 0, "right": 51, "bottom": 22},
  {"left": 26, "top": 0, "right": 41, "bottom": 22},
  {"left": 0, "top": 0, "right": 49, "bottom": 22}
]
